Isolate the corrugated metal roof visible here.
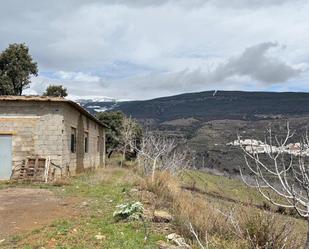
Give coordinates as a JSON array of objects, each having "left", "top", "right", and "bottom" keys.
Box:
[{"left": 0, "top": 96, "right": 107, "bottom": 128}]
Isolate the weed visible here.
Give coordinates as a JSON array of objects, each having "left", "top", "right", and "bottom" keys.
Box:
[
  {"left": 240, "top": 211, "right": 301, "bottom": 249},
  {"left": 113, "top": 202, "right": 144, "bottom": 221}
]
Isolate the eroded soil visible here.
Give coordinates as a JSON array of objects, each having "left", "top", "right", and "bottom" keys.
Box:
[{"left": 0, "top": 187, "right": 80, "bottom": 239}]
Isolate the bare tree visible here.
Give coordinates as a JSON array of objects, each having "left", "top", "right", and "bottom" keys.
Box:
[
  {"left": 189, "top": 222, "right": 207, "bottom": 249},
  {"left": 119, "top": 116, "right": 139, "bottom": 167},
  {"left": 133, "top": 132, "right": 189, "bottom": 182},
  {"left": 239, "top": 123, "right": 309, "bottom": 249}
]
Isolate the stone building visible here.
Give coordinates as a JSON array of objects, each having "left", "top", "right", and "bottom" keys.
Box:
[{"left": 0, "top": 96, "right": 106, "bottom": 180}]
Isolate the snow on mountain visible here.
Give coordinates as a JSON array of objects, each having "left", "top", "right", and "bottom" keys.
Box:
[
  {"left": 73, "top": 96, "right": 123, "bottom": 113},
  {"left": 73, "top": 96, "right": 117, "bottom": 105}
]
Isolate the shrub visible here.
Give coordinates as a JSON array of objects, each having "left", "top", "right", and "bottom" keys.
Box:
[
  {"left": 261, "top": 201, "right": 271, "bottom": 211},
  {"left": 113, "top": 201, "right": 144, "bottom": 221},
  {"left": 276, "top": 206, "right": 288, "bottom": 215},
  {"left": 239, "top": 210, "right": 301, "bottom": 249},
  {"left": 288, "top": 208, "right": 299, "bottom": 217},
  {"left": 138, "top": 170, "right": 304, "bottom": 248}
]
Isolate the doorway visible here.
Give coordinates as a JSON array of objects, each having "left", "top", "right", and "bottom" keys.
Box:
[{"left": 0, "top": 135, "right": 12, "bottom": 180}]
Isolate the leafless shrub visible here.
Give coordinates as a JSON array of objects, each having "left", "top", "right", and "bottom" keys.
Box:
[
  {"left": 243, "top": 212, "right": 297, "bottom": 249},
  {"left": 239, "top": 123, "right": 309, "bottom": 248},
  {"left": 119, "top": 116, "right": 140, "bottom": 166},
  {"left": 132, "top": 132, "right": 190, "bottom": 182}
]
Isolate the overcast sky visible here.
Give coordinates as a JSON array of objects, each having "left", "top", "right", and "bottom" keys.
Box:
[{"left": 1, "top": 0, "right": 309, "bottom": 100}]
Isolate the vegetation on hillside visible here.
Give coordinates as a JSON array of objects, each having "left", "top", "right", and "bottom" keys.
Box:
[
  {"left": 85, "top": 91, "right": 309, "bottom": 122},
  {"left": 83, "top": 91, "right": 309, "bottom": 178}
]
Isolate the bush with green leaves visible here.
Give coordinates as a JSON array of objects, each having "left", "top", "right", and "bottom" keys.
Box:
[{"left": 113, "top": 201, "right": 144, "bottom": 221}]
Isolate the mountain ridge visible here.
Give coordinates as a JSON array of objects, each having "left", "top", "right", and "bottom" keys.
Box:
[
  {"left": 80, "top": 90, "right": 309, "bottom": 175},
  {"left": 80, "top": 90, "right": 309, "bottom": 122}
]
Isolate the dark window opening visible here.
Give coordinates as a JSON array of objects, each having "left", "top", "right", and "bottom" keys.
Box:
[
  {"left": 71, "top": 127, "right": 76, "bottom": 153},
  {"left": 97, "top": 136, "right": 100, "bottom": 152},
  {"left": 85, "top": 132, "right": 89, "bottom": 153}
]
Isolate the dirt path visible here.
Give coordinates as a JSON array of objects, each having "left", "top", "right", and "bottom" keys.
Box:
[{"left": 0, "top": 187, "right": 80, "bottom": 239}]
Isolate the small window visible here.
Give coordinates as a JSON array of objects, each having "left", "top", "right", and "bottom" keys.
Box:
[
  {"left": 97, "top": 136, "right": 100, "bottom": 152},
  {"left": 84, "top": 132, "right": 89, "bottom": 153},
  {"left": 71, "top": 127, "right": 76, "bottom": 153}
]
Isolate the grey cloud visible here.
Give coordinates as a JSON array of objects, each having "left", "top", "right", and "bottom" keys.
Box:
[
  {"left": 208, "top": 0, "right": 301, "bottom": 9},
  {"left": 211, "top": 42, "right": 301, "bottom": 83},
  {"left": 1, "top": 1, "right": 308, "bottom": 100},
  {"left": 80, "top": 0, "right": 301, "bottom": 8},
  {"left": 123, "top": 42, "right": 302, "bottom": 94},
  {"left": 101, "top": 69, "right": 249, "bottom": 99},
  {"left": 75, "top": 0, "right": 301, "bottom": 8},
  {"left": 0, "top": 1, "right": 306, "bottom": 73},
  {"left": 35, "top": 42, "right": 304, "bottom": 99},
  {"left": 91, "top": 0, "right": 301, "bottom": 8},
  {"left": 0, "top": 0, "right": 301, "bottom": 15}
]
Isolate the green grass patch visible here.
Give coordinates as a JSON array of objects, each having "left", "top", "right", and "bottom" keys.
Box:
[
  {"left": 181, "top": 170, "right": 289, "bottom": 209},
  {"left": 1, "top": 167, "right": 163, "bottom": 249}
]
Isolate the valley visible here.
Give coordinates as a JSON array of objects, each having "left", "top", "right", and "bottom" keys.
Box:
[{"left": 80, "top": 91, "right": 309, "bottom": 175}]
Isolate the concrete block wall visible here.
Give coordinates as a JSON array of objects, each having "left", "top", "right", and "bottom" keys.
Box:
[
  {"left": 0, "top": 116, "right": 38, "bottom": 166},
  {"left": 61, "top": 104, "right": 105, "bottom": 174},
  {"left": 0, "top": 101, "right": 105, "bottom": 177},
  {"left": 0, "top": 102, "right": 63, "bottom": 174},
  {"left": 34, "top": 113, "right": 63, "bottom": 169}
]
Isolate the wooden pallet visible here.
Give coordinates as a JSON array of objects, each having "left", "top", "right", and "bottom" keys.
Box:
[{"left": 17, "top": 156, "right": 50, "bottom": 182}]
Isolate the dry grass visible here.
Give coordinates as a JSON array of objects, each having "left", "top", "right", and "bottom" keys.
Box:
[
  {"left": 77, "top": 166, "right": 142, "bottom": 187},
  {"left": 51, "top": 178, "right": 72, "bottom": 186},
  {"left": 139, "top": 171, "right": 305, "bottom": 249}
]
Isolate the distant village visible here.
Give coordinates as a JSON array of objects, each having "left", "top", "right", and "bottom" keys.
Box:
[{"left": 227, "top": 139, "right": 309, "bottom": 156}]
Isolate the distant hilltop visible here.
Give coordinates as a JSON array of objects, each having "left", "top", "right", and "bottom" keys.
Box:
[
  {"left": 79, "top": 90, "right": 309, "bottom": 122},
  {"left": 78, "top": 90, "right": 309, "bottom": 175}
]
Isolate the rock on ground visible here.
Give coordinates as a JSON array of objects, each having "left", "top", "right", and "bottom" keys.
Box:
[{"left": 153, "top": 210, "right": 173, "bottom": 223}]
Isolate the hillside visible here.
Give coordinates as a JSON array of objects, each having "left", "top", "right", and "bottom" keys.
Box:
[
  {"left": 81, "top": 90, "right": 309, "bottom": 175},
  {"left": 1, "top": 162, "right": 305, "bottom": 248},
  {"left": 82, "top": 91, "right": 309, "bottom": 122}
]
